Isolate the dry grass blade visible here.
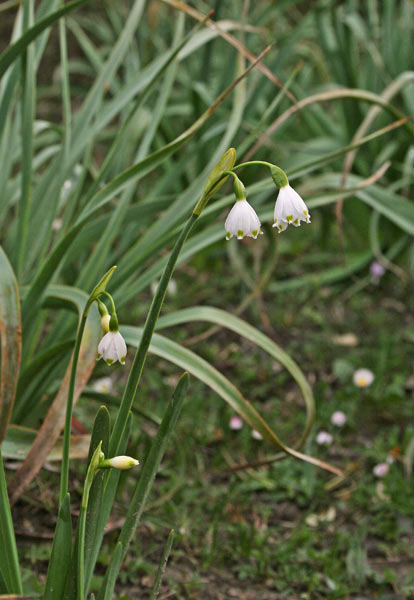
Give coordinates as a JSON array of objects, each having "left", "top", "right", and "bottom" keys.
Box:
[
  {"left": 225, "top": 450, "right": 343, "bottom": 477},
  {"left": 334, "top": 116, "right": 413, "bottom": 255},
  {"left": 341, "top": 73, "right": 414, "bottom": 186},
  {"left": 244, "top": 89, "right": 412, "bottom": 161},
  {"left": 160, "top": 0, "right": 295, "bottom": 102},
  {"left": 8, "top": 316, "right": 100, "bottom": 504}
]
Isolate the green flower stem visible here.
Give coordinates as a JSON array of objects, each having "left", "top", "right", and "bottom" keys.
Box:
[
  {"left": 108, "top": 213, "right": 197, "bottom": 454},
  {"left": 59, "top": 266, "right": 116, "bottom": 506},
  {"left": 78, "top": 443, "right": 102, "bottom": 600},
  {"left": 101, "top": 291, "right": 116, "bottom": 316},
  {"left": 59, "top": 312, "right": 87, "bottom": 507},
  {"left": 231, "top": 161, "right": 289, "bottom": 188},
  {"left": 101, "top": 291, "right": 119, "bottom": 330}
]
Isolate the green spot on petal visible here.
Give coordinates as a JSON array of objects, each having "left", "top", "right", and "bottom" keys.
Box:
[
  {"left": 225, "top": 232, "right": 231, "bottom": 240},
  {"left": 120, "top": 356, "right": 126, "bottom": 365},
  {"left": 294, "top": 218, "right": 299, "bottom": 225},
  {"left": 286, "top": 215, "right": 293, "bottom": 222},
  {"left": 106, "top": 358, "right": 113, "bottom": 365},
  {"left": 252, "top": 229, "right": 258, "bottom": 237},
  {"left": 237, "top": 230, "right": 244, "bottom": 239}
]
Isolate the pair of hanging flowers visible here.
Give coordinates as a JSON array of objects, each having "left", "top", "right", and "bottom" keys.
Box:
[
  {"left": 95, "top": 158, "right": 311, "bottom": 368},
  {"left": 224, "top": 164, "right": 311, "bottom": 240}
]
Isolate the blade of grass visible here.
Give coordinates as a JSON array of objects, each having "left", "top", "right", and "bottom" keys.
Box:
[
  {"left": 0, "top": 247, "right": 21, "bottom": 444},
  {"left": 14, "top": 0, "right": 35, "bottom": 279},
  {"left": 0, "top": 0, "right": 89, "bottom": 79},
  {"left": 21, "top": 47, "right": 270, "bottom": 327},
  {"left": 149, "top": 530, "right": 175, "bottom": 600},
  {"left": 99, "top": 374, "right": 189, "bottom": 594},
  {"left": 245, "top": 87, "right": 414, "bottom": 160},
  {"left": 43, "top": 493, "right": 72, "bottom": 600},
  {"left": 0, "top": 449, "right": 22, "bottom": 594},
  {"left": 120, "top": 326, "right": 341, "bottom": 476}
]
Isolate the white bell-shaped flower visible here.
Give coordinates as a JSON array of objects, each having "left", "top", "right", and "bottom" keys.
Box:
[
  {"left": 225, "top": 199, "right": 262, "bottom": 240},
  {"left": 273, "top": 184, "right": 311, "bottom": 233},
  {"left": 97, "top": 330, "right": 127, "bottom": 366}
]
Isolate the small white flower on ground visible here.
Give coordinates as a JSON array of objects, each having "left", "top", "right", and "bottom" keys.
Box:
[
  {"left": 316, "top": 431, "right": 333, "bottom": 445},
  {"left": 97, "top": 331, "right": 127, "bottom": 366},
  {"left": 331, "top": 411, "right": 346, "bottom": 427},
  {"left": 106, "top": 456, "right": 139, "bottom": 470},
  {"left": 370, "top": 261, "right": 386, "bottom": 278},
  {"left": 251, "top": 429, "right": 263, "bottom": 440},
  {"left": 373, "top": 463, "right": 389, "bottom": 477},
  {"left": 225, "top": 199, "right": 261, "bottom": 240},
  {"left": 93, "top": 377, "right": 113, "bottom": 393},
  {"left": 353, "top": 368, "right": 374, "bottom": 388},
  {"left": 229, "top": 416, "right": 243, "bottom": 430},
  {"left": 273, "top": 184, "right": 311, "bottom": 233}
]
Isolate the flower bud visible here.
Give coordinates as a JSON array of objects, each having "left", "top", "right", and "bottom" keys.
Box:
[
  {"left": 101, "top": 314, "right": 111, "bottom": 333},
  {"left": 100, "top": 456, "right": 139, "bottom": 470}
]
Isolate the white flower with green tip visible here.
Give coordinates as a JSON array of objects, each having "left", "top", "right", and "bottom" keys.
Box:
[
  {"left": 273, "top": 184, "right": 311, "bottom": 233},
  {"left": 97, "top": 330, "right": 127, "bottom": 366},
  {"left": 103, "top": 456, "right": 139, "bottom": 470},
  {"left": 225, "top": 199, "right": 262, "bottom": 240}
]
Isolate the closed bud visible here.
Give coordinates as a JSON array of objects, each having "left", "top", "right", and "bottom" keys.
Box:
[{"left": 100, "top": 456, "right": 139, "bottom": 470}]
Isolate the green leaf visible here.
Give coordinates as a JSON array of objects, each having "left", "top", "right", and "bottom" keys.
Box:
[
  {"left": 0, "top": 246, "right": 21, "bottom": 443},
  {"left": 155, "top": 306, "right": 314, "bottom": 448},
  {"left": 193, "top": 148, "right": 237, "bottom": 215},
  {"left": 96, "top": 542, "right": 123, "bottom": 600},
  {"left": 0, "top": 449, "right": 22, "bottom": 594},
  {"left": 0, "top": 0, "right": 89, "bottom": 79},
  {"left": 110, "top": 374, "right": 188, "bottom": 571},
  {"left": 87, "top": 265, "right": 117, "bottom": 310},
  {"left": 2, "top": 425, "right": 90, "bottom": 461},
  {"left": 80, "top": 412, "right": 132, "bottom": 596},
  {"left": 44, "top": 493, "right": 73, "bottom": 600},
  {"left": 121, "top": 324, "right": 339, "bottom": 475},
  {"left": 149, "top": 530, "right": 175, "bottom": 600}
]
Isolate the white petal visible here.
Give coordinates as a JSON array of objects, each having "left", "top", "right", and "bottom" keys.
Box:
[
  {"left": 98, "top": 333, "right": 111, "bottom": 356},
  {"left": 273, "top": 185, "right": 311, "bottom": 231},
  {"left": 225, "top": 199, "right": 261, "bottom": 240},
  {"left": 114, "top": 332, "right": 127, "bottom": 364}
]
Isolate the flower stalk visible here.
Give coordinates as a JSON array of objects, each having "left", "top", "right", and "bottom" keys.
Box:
[{"left": 59, "top": 266, "right": 117, "bottom": 507}]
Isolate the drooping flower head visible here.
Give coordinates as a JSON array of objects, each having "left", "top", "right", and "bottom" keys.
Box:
[
  {"left": 97, "top": 330, "right": 127, "bottom": 366},
  {"left": 97, "top": 312, "right": 127, "bottom": 366},
  {"left": 225, "top": 174, "right": 261, "bottom": 240},
  {"left": 270, "top": 166, "right": 310, "bottom": 233},
  {"left": 225, "top": 199, "right": 262, "bottom": 240},
  {"left": 273, "top": 185, "right": 311, "bottom": 232}
]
